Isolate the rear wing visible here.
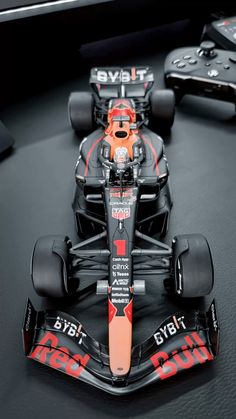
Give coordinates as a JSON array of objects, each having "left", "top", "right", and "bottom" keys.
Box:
[{"left": 90, "top": 67, "right": 154, "bottom": 99}]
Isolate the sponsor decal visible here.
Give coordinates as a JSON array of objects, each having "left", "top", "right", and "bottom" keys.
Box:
[
  {"left": 112, "top": 287, "right": 129, "bottom": 292},
  {"left": 29, "top": 332, "right": 90, "bottom": 378},
  {"left": 111, "top": 256, "right": 130, "bottom": 279},
  {"left": 96, "top": 68, "right": 147, "bottom": 83},
  {"left": 111, "top": 298, "right": 129, "bottom": 304},
  {"left": 53, "top": 317, "right": 87, "bottom": 344},
  {"left": 210, "top": 302, "right": 218, "bottom": 332},
  {"left": 24, "top": 302, "right": 32, "bottom": 332},
  {"left": 110, "top": 245, "right": 131, "bottom": 300},
  {"left": 112, "top": 207, "right": 130, "bottom": 220},
  {"left": 150, "top": 332, "right": 213, "bottom": 380},
  {"left": 154, "top": 316, "right": 186, "bottom": 346},
  {"left": 109, "top": 201, "right": 132, "bottom": 206},
  {"left": 110, "top": 188, "right": 137, "bottom": 205},
  {"left": 112, "top": 272, "right": 129, "bottom": 278},
  {"left": 112, "top": 278, "right": 129, "bottom": 286},
  {"left": 112, "top": 262, "right": 129, "bottom": 270}
]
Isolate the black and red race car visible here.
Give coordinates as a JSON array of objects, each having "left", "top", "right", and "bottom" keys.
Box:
[{"left": 23, "top": 67, "right": 219, "bottom": 395}]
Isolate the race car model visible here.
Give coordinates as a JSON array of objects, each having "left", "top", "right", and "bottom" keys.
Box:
[{"left": 23, "top": 67, "right": 219, "bottom": 395}]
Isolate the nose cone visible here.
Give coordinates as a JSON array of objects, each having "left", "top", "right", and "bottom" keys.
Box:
[{"left": 109, "top": 316, "right": 132, "bottom": 376}]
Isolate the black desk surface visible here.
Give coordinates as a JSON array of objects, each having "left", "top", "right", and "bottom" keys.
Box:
[{"left": 0, "top": 24, "right": 236, "bottom": 419}]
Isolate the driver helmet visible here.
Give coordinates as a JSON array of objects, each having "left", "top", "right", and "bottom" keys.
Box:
[{"left": 114, "top": 147, "right": 129, "bottom": 164}]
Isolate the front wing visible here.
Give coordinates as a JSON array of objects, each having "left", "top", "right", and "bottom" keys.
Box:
[{"left": 23, "top": 299, "right": 219, "bottom": 395}]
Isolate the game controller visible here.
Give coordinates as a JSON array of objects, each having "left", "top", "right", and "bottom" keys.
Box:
[
  {"left": 202, "top": 16, "right": 236, "bottom": 51},
  {"left": 164, "top": 41, "right": 236, "bottom": 107}
]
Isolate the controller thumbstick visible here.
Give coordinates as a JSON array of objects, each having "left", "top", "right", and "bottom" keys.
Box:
[{"left": 199, "top": 41, "right": 216, "bottom": 57}]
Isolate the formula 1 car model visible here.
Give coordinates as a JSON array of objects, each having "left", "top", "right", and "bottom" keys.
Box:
[{"left": 23, "top": 67, "right": 219, "bottom": 395}]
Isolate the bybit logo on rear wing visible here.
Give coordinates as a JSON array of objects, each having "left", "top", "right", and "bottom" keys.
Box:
[
  {"left": 90, "top": 67, "right": 154, "bottom": 84},
  {"left": 96, "top": 69, "right": 148, "bottom": 83}
]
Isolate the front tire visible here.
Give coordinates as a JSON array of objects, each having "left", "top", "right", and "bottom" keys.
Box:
[
  {"left": 31, "top": 235, "right": 77, "bottom": 298},
  {"left": 167, "top": 234, "right": 214, "bottom": 298}
]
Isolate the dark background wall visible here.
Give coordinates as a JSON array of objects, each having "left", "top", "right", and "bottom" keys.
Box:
[{"left": 0, "top": 0, "right": 235, "bottom": 107}]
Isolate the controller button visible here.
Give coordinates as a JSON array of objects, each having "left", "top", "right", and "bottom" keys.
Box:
[
  {"left": 177, "top": 62, "right": 186, "bottom": 68},
  {"left": 229, "top": 53, "right": 236, "bottom": 63},
  {"left": 172, "top": 59, "right": 181, "bottom": 64},
  {"left": 189, "top": 59, "right": 197, "bottom": 64},
  {"left": 216, "top": 60, "right": 222, "bottom": 64},
  {"left": 208, "top": 69, "right": 219, "bottom": 77},
  {"left": 199, "top": 41, "right": 216, "bottom": 57},
  {"left": 200, "top": 41, "right": 216, "bottom": 51},
  {"left": 223, "top": 64, "right": 230, "bottom": 69},
  {"left": 183, "top": 55, "right": 191, "bottom": 60},
  {"left": 205, "top": 62, "right": 211, "bottom": 66}
]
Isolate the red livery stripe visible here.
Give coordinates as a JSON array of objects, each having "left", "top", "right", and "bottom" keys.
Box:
[
  {"left": 140, "top": 134, "right": 160, "bottom": 176},
  {"left": 84, "top": 135, "right": 104, "bottom": 177}
]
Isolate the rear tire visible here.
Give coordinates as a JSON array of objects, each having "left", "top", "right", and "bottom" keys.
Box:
[
  {"left": 31, "top": 235, "right": 77, "bottom": 298},
  {"left": 68, "top": 92, "right": 94, "bottom": 133},
  {"left": 167, "top": 234, "right": 214, "bottom": 298},
  {"left": 149, "top": 89, "right": 175, "bottom": 133}
]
